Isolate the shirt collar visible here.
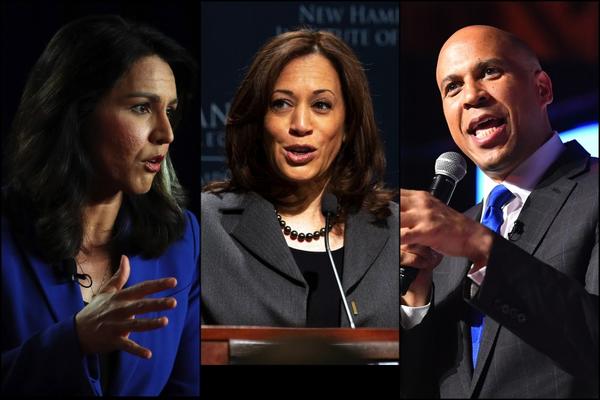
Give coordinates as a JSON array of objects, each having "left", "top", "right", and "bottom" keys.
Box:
[{"left": 482, "top": 132, "right": 565, "bottom": 209}]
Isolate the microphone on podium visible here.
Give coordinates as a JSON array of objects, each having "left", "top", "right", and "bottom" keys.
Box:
[
  {"left": 321, "top": 192, "right": 356, "bottom": 329},
  {"left": 400, "top": 152, "right": 467, "bottom": 296}
]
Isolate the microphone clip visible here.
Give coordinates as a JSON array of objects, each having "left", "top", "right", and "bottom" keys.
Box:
[
  {"left": 73, "top": 272, "right": 93, "bottom": 288},
  {"left": 59, "top": 258, "right": 93, "bottom": 288},
  {"left": 508, "top": 220, "right": 524, "bottom": 241}
]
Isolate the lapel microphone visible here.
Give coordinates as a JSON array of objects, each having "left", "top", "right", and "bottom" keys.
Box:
[
  {"left": 508, "top": 220, "right": 524, "bottom": 241},
  {"left": 321, "top": 192, "right": 356, "bottom": 329},
  {"left": 63, "top": 258, "right": 93, "bottom": 288}
]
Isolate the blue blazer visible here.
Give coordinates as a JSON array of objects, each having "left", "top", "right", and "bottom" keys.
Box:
[{"left": 1, "top": 210, "right": 200, "bottom": 396}]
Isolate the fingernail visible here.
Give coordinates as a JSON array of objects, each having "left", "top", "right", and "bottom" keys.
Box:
[
  {"left": 117, "top": 255, "right": 124, "bottom": 273},
  {"left": 164, "top": 278, "right": 176, "bottom": 286}
]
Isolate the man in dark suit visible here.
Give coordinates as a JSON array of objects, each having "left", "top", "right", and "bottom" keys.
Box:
[{"left": 400, "top": 25, "right": 598, "bottom": 398}]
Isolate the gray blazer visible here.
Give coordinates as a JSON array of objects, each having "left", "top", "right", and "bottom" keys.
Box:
[
  {"left": 201, "top": 191, "right": 399, "bottom": 328},
  {"left": 401, "top": 140, "right": 599, "bottom": 398}
]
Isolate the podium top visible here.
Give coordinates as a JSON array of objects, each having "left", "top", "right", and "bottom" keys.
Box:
[
  {"left": 201, "top": 325, "right": 399, "bottom": 340},
  {"left": 201, "top": 325, "right": 399, "bottom": 364}
]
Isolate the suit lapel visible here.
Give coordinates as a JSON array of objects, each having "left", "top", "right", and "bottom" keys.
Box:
[
  {"left": 470, "top": 141, "right": 590, "bottom": 394},
  {"left": 228, "top": 193, "right": 304, "bottom": 284},
  {"left": 25, "top": 252, "right": 83, "bottom": 323},
  {"left": 343, "top": 209, "right": 390, "bottom": 292},
  {"left": 227, "top": 194, "right": 394, "bottom": 292},
  {"left": 448, "top": 256, "right": 478, "bottom": 396},
  {"left": 457, "top": 201, "right": 506, "bottom": 393},
  {"left": 470, "top": 315, "right": 501, "bottom": 393},
  {"left": 465, "top": 201, "right": 504, "bottom": 391},
  {"left": 24, "top": 248, "right": 145, "bottom": 396},
  {"left": 507, "top": 142, "right": 588, "bottom": 255}
]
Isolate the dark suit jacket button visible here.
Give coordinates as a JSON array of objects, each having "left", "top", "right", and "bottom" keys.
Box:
[
  {"left": 501, "top": 304, "right": 510, "bottom": 314},
  {"left": 517, "top": 313, "right": 527, "bottom": 323}
]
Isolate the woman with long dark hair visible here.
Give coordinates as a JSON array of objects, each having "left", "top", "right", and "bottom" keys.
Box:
[
  {"left": 1, "top": 15, "right": 198, "bottom": 395},
  {"left": 202, "top": 29, "right": 398, "bottom": 328}
]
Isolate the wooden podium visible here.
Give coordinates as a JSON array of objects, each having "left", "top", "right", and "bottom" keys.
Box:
[{"left": 201, "top": 325, "right": 399, "bottom": 364}]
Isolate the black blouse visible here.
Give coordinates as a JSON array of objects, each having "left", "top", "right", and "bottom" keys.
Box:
[{"left": 289, "top": 247, "right": 344, "bottom": 327}]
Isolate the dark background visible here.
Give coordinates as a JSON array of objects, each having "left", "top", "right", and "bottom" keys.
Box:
[
  {"left": 0, "top": 0, "right": 201, "bottom": 219},
  {"left": 400, "top": 1, "right": 598, "bottom": 212}
]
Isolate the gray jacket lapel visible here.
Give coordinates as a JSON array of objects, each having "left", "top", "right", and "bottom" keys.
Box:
[
  {"left": 226, "top": 193, "right": 393, "bottom": 292},
  {"left": 226, "top": 193, "right": 305, "bottom": 285},
  {"left": 343, "top": 208, "right": 390, "bottom": 292}
]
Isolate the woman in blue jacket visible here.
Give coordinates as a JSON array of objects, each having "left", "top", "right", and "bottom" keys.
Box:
[{"left": 1, "top": 15, "right": 199, "bottom": 396}]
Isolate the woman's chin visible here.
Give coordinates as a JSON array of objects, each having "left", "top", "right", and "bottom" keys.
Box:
[
  {"left": 125, "top": 180, "right": 155, "bottom": 195},
  {"left": 281, "top": 175, "right": 332, "bottom": 191},
  {"left": 135, "top": 185, "right": 154, "bottom": 195}
]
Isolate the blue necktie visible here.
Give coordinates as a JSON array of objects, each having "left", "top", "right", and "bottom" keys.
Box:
[{"left": 471, "top": 184, "right": 514, "bottom": 369}]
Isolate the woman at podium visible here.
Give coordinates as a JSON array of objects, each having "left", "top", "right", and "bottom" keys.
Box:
[{"left": 202, "top": 29, "right": 399, "bottom": 328}]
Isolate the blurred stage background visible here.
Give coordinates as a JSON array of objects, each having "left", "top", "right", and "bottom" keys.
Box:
[
  {"left": 0, "top": 0, "right": 200, "bottom": 218},
  {"left": 401, "top": 1, "right": 598, "bottom": 212},
  {"left": 1, "top": 2, "right": 596, "bottom": 224},
  {"left": 201, "top": 1, "right": 399, "bottom": 191}
]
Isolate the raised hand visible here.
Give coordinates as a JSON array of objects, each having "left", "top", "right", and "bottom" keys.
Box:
[
  {"left": 75, "top": 255, "right": 177, "bottom": 359},
  {"left": 400, "top": 188, "right": 494, "bottom": 269}
]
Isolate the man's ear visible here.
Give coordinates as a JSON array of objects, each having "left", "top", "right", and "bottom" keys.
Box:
[{"left": 535, "top": 70, "right": 553, "bottom": 108}]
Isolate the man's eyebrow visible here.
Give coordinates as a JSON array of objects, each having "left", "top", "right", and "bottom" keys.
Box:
[
  {"left": 125, "top": 92, "right": 178, "bottom": 105},
  {"left": 440, "top": 74, "right": 460, "bottom": 90},
  {"left": 474, "top": 58, "right": 505, "bottom": 70},
  {"left": 439, "top": 58, "right": 505, "bottom": 89}
]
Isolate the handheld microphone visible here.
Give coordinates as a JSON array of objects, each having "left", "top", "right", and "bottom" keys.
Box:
[
  {"left": 400, "top": 152, "right": 467, "bottom": 296},
  {"left": 64, "top": 258, "right": 93, "bottom": 288},
  {"left": 321, "top": 192, "right": 356, "bottom": 329}
]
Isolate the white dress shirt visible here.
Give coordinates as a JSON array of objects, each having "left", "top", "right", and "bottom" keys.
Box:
[{"left": 401, "top": 132, "right": 565, "bottom": 329}]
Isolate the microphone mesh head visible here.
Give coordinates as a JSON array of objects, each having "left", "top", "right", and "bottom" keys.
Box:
[
  {"left": 434, "top": 152, "right": 467, "bottom": 182},
  {"left": 321, "top": 192, "right": 338, "bottom": 215}
]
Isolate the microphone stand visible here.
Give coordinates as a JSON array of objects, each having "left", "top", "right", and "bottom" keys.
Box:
[{"left": 324, "top": 212, "right": 356, "bottom": 329}]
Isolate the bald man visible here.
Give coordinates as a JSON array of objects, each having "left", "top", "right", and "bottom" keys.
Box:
[{"left": 400, "top": 25, "right": 598, "bottom": 398}]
